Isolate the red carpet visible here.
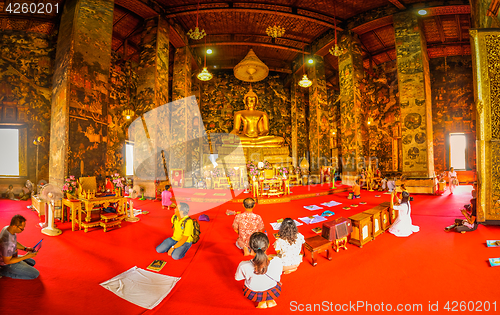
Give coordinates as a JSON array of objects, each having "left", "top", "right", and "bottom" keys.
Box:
[{"left": 1, "top": 185, "right": 500, "bottom": 315}]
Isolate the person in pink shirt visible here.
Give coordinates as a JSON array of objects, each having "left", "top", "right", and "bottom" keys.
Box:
[
  {"left": 161, "top": 185, "right": 174, "bottom": 209},
  {"left": 233, "top": 198, "right": 265, "bottom": 256}
]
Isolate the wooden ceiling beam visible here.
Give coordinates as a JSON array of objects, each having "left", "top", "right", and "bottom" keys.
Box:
[
  {"left": 113, "top": 12, "right": 129, "bottom": 26},
  {"left": 434, "top": 16, "right": 446, "bottom": 43},
  {"left": 388, "top": 0, "right": 406, "bottom": 10},
  {"left": 455, "top": 15, "right": 462, "bottom": 42},
  {"left": 165, "top": 7, "right": 343, "bottom": 31},
  {"left": 189, "top": 40, "right": 305, "bottom": 54}
]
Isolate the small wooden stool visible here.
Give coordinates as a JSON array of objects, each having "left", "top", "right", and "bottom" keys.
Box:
[
  {"left": 333, "top": 236, "right": 348, "bottom": 252},
  {"left": 303, "top": 235, "right": 333, "bottom": 266}
]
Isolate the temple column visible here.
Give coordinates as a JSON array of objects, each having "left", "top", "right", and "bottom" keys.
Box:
[
  {"left": 308, "top": 56, "right": 330, "bottom": 174},
  {"left": 291, "top": 73, "right": 308, "bottom": 168},
  {"left": 49, "top": 0, "right": 114, "bottom": 186},
  {"left": 393, "top": 12, "right": 434, "bottom": 181},
  {"left": 470, "top": 0, "right": 500, "bottom": 222},
  {"left": 338, "top": 32, "right": 367, "bottom": 184},
  {"left": 132, "top": 16, "right": 169, "bottom": 196},
  {"left": 172, "top": 47, "right": 202, "bottom": 187}
]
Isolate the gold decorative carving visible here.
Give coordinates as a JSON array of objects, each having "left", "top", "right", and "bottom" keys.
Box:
[{"left": 486, "top": 35, "right": 500, "bottom": 139}]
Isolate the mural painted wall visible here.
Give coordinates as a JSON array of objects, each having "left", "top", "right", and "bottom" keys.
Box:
[
  {"left": 429, "top": 55, "right": 476, "bottom": 174},
  {"left": 0, "top": 31, "right": 54, "bottom": 184},
  {"left": 107, "top": 53, "right": 138, "bottom": 175},
  {"left": 363, "top": 61, "right": 401, "bottom": 173}
]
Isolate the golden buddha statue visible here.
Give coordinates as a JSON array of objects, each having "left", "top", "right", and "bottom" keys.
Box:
[{"left": 226, "top": 88, "right": 285, "bottom": 147}]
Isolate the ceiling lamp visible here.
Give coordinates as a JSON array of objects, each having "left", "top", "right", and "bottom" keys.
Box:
[
  {"left": 298, "top": 44, "right": 312, "bottom": 88},
  {"left": 266, "top": 10, "right": 285, "bottom": 38},
  {"left": 198, "top": 37, "right": 213, "bottom": 81},
  {"left": 298, "top": 74, "right": 312, "bottom": 88},
  {"left": 187, "top": 0, "right": 206, "bottom": 40},
  {"left": 122, "top": 109, "right": 135, "bottom": 120},
  {"left": 329, "top": 0, "right": 343, "bottom": 57},
  {"left": 234, "top": 49, "right": 269, "bottom": 82},
  {"left": 418, "top": 9, "right": 428, "bottom": 15}
]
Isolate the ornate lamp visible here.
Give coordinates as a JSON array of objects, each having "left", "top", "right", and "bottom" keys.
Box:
[
  {"left": 198, "top": 38, "right": 213, "bottom": 81},
  {"left": 298, "top": 44, "right": 312, "bottom": 88},
  {"left": 122, "top": 109, "right": 135, "bottom": 120},
  {"left": 187, "top": 0, "right": 206, "bottom": 40},
  {"left": 266, "top": 10, "right": 285, "bottom": 38},
  {"left": 234, "top": 49, "right": 269, "bottom": 82},
  {"left": 329, "top": 0, "right": 342, "bottom": 57}
]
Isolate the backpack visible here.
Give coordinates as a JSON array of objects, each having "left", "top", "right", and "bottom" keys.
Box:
[{"left": 173, "top": 216, "right": 201, "bottom": 244}]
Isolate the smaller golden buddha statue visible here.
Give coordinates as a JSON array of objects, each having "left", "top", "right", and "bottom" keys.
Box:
[{"left": 225, "top": 88, "right": 285, "bottom": 147}]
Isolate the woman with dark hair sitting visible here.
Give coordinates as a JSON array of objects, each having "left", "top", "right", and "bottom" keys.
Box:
[
  {"left": 388, "top": 188, "right": 420, "bottom": 237},
  {"left": 273, "top": 218, "right": 305, "bottom": 274},
  {"left": 235, "top": 232, "right": 283, "bottom": 309}
]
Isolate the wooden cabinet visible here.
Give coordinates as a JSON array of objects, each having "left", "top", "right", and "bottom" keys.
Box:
[
  {"left": 362, "top": 208, "right": 383, "bottom": 239},
  {"left": 348, "top": 213, "right": 373, "bottom": 248},
  {"left": 31, "top": 195, "right": 46, "bottom": 216}
]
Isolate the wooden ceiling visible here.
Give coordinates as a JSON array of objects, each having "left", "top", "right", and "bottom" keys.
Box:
[{"left": 0, "top": 0, "right": 473, "bottom": 86}]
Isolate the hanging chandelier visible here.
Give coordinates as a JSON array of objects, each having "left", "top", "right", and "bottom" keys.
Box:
[
  {"left": 298, "top": 43, "right": 312, "bottom": 88},
  {"left": 329, "top": 0, "right": 342, "bottom": 57},
  {"left": 266, "top": 24, "right": 285, "bottom": 38},
  {"left": 122, "top": 109, "right": 135, "bottom": 120},
  {"left": 266, "top": 10, "right": 285, "bottom": 38},
  {"left": 198, "top": 37, "right": 213, "bottom": 81},
  {"left": 298, "top": 74, "right": 312, "bottom": 88},
  {"left": 188, "top": 0, "right": 206, "bottom": 40}
]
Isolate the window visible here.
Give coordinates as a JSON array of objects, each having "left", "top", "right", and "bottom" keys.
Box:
[
  {"left": 0, "top": 128, "right": 20, "bottom": 176},
  {"left": 126, "top": 142, "right": 134, "bottom": 176},
  {"left": 449, "top": 133, "right": 466, "bottom": 170}
]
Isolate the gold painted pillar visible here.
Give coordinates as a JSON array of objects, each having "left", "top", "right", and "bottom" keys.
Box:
[
  {"left": 49, "top": 0, "right": 114, "bottom": 187},
  {"left": 291, "top": 73, "right": 308, "bottom": 167},
  {"left": 133, "top": 16, "right": 170, "bottom": 191},
  {"left": 470, "top": 0, "right": 500, "bottom": 221},
  {"left": 172, "top": 47, "right": 202, "bottom": 185},
  {"left": 394, "top": 12, "right": 434, "bottom": 178},
  {"left": 338, "top": 31, "right": 367, "bottom": 183},
  {"left": 308, "top": 56, "right": 330, "bottom": 173}
]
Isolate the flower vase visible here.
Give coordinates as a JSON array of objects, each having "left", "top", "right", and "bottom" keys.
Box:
[{"left": 115, "top": 188, "right": 121, "bottom": 197}]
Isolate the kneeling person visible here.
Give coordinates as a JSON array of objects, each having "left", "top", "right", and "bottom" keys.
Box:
[{"left": 156, "top": 202, "right": 194, "bottom": 260}]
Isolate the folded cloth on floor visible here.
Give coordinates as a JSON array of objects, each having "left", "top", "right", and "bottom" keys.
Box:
[{"left": 100, "top": 266, "right": 181, "bottom": 309}]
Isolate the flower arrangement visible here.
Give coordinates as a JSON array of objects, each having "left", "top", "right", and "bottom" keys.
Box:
[
  {"left": 62, "top": 175, "right": 77, "bottom": 195},
  {"left": 263, "top": 160, "right": 272, "bottom": 170},
  {"left": 246, "top": 161, "right": 259, "bottom": 177},
  {"left": 112, "top": 173, "right": 125, "bottom": 189},
  {"left": 211, "top": 168, "right": 221, "bottom": 178},
  {"left": 277, "top": 167, "right": 289, "bottom": 178}
]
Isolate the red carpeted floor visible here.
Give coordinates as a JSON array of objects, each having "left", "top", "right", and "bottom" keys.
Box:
[{"left": 1, "top": 184, "right": 500, "bottom": 315}]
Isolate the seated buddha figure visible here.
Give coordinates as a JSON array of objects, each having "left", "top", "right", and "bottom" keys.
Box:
[{"left": 226, "top": 88, "right": 285, "bottom": 147}]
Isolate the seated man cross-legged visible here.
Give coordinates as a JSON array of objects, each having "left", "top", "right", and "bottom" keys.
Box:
[
  {"left": 233, "top": 198, "right": 264, "bottom": 256},
  {"left": 156, "top": 202, "right": 194, "bottom": 260},
  {"left": 0, "top": 214, "right": 39, "bottom": 279}
]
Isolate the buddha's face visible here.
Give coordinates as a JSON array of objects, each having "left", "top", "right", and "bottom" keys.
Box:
[{"left": 246, "top": 96, "right": 257, "bottom": 109}]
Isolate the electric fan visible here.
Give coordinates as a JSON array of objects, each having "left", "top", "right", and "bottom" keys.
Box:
[
  {"left": 125, "top": 199, "right": 140, "bottom": 222},
  {"left": 130, "top": 185, "right": 140, "bottom": 199},
  {"left": 139, "top": 186, "right": 146, "bottom": 200},
  {"left": 39, "top": 183, "right": 63, "bottom": 236}
]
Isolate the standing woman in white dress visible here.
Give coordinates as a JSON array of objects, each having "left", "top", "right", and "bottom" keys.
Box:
[
  {"left": 273, "top": 218, "right": 305, "bottom": 274},
  {"left": 388, "top": 189, "right": 420, "bottom": 237},
  {"left": 448, "top": 167, "right": 459, "bottom": 194}
]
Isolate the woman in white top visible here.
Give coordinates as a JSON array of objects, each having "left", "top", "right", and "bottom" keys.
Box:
[
  {"left": 235, "top": 232, "right": 283, "bottom": 309},
  {"left": 448, "top": 167, "right": 458, "bottom": 194},
  {"left": 274, "top": 218, "right": 305, "bottom": 274},
  {"left": 388, "top": 188, "right": 420, "bottom": 237}
]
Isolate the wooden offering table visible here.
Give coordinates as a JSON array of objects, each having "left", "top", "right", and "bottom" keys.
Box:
[
  {"left": 348, "top": 212, "right": 373, "bottom": 248},
  {"left": 31, "top": 194, "right": 46, "bottom": 217},
  {"left": 79, "top": 195, "right": 126, "bottom": 223},
  {"left": 303, "top": 235, "right": 333, "bottom": 266},
  {"left": 380, "top": 201, "right": 398, "bottom": 225},
  {"left": 362, "top": 208, "right": 383, "bottom": 239},
  {"left": 62, "top": 198, "right": 82, "bottom": 231},
  {"left": 371, "top": 204, "right": 390, "bottom": 231}
]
